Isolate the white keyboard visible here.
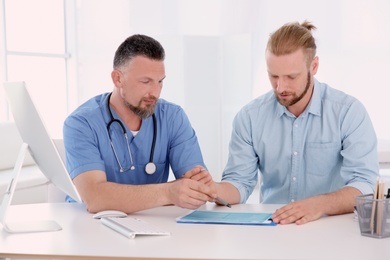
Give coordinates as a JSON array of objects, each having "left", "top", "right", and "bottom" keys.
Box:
[{"left": 100, "top": 217, "right": 171, "bottom": 239}]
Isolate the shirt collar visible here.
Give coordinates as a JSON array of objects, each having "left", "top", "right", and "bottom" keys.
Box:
[
  {"left": 306, "top": 78, "right": 321, "bottom": 117},
  {"left": 100, "top": 92, "right": 112, "bottom": 123}
]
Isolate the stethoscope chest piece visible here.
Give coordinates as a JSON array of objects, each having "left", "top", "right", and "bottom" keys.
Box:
[{"left": 145, "top": 162, "right": 156, "bottom": 175}]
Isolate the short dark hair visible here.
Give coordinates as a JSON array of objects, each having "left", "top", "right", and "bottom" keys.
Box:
[{"left": 113, "top": 34, "right": 165, "bottom": 69}]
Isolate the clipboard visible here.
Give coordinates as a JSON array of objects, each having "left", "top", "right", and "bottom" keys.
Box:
[{"left": 176, "top": 210, "right": 276, "bottom": 226}]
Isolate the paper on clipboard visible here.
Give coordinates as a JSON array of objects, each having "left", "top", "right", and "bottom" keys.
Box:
[{"left": 176, "top": 210, "right": 276, "bottom": 226}]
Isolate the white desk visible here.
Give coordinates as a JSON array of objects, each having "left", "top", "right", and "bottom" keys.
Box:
[{"left": 0, "top": 202, "right": 389, "bottom": 260}]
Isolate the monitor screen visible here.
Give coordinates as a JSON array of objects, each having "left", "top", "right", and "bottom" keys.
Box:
[{"left": 4, "top": 82, "right": 82, "bottom": 203}]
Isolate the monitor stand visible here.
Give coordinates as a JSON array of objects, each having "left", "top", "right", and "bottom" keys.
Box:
[{"left": 0, "top": 143, "right": 62, "bottom": 233}]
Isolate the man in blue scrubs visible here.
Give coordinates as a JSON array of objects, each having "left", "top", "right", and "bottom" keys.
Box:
[
  {"left": 64, "top": 34, "right": 216, "bottom": 213},
  {"left": 213, "top": 21, "right": 379, "bottom": 224}
]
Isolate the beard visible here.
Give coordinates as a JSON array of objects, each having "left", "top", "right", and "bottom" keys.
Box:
[
  {"left": 275, "top": 71, "right": 311, "bottom": 107},
  {"left": 123, "top": 97, "right": 157, "bottom": 119}
]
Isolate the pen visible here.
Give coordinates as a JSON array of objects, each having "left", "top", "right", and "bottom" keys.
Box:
[{"left": 215, "top": 196, "right": 232, "bottom": 208}]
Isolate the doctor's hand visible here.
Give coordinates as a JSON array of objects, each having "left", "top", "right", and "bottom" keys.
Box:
[
  {"left": 271, "top": 196, "right": 325, "bottom": 225},
  {"left": 183, "top": 166, "right": 213, "bottom": 184},
  {"left": 183, "top": 166, "right": 218, "bottom": 201},
  {"left": 167, "top": 167, "right": 217, "bottom": 209}
]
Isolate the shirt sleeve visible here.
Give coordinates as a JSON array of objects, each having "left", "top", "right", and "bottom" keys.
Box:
[
  {"left": 222, "top": 109, "right": 259, "bottom": 203},
  {"left": 340, "top": 99, "right": 379, "bottom": 194},
  {"left": 167, "top": 107, "right": 206, "bottom": 178},
  {"left": 63, "top": 114, "right": 106, "bottom": 179}
]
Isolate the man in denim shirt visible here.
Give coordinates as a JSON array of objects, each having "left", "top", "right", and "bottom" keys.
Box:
[{"left": 213, "top": 21, "right": 379, "bottom": 224}]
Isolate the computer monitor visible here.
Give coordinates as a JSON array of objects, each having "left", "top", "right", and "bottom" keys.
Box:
[
  {"left": 0, "top": 143, "right": 63, "bottom": 232},
  {"left": 3, "top": 81, "right": 82, "bottom": 203}
]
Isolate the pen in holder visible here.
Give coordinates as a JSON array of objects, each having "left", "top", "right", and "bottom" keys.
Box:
[{"left": 355, "top": 194, "right": 390, "bottom": 239}]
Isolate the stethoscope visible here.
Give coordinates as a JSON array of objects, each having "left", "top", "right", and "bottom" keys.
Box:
[{"left": 106, "top": 93, "right": 157, "bottom": 174}]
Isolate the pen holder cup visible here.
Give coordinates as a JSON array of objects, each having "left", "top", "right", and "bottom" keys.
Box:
[{"left": 355, "top": 194, "right": 390, "bottom": 239}]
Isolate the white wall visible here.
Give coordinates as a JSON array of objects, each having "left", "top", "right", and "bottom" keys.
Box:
[{"left": 74, "top": 0, "right": 390, "bottom": 179}]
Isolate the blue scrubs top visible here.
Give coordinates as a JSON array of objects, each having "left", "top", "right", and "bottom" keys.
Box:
[{"left": 63, "top": 93, "right": 205, "bottom": 201}]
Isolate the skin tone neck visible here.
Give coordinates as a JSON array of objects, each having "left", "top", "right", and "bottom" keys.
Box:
[
  {"left": 110, "top": 56, "right": 166, "bottom": 131},
  {"left": 266, "top": 48, "right": 319, "bottom": 117}
]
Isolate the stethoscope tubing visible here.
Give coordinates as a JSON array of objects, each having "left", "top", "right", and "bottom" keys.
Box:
[{"left": 106, "top": 93, "right": 157, "bottom": 174}]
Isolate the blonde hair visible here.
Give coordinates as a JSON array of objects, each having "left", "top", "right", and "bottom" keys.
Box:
[{"left": 266, "top": 21, "right": 317, "bottom": 65}]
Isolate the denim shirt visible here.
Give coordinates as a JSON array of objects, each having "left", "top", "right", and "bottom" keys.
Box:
[{"left": 222, "top": 79, "right": 379, "bottom": 204}]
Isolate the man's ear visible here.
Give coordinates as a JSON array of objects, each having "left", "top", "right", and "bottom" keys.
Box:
[
  {"left": 111, "top": 69, "right": 123, "bottom": 88},
  {"left": 311, "top": 56, "right": 319, "bottom": 75}
]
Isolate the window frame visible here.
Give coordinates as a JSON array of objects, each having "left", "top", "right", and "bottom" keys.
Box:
[{"left": 0, "top": 0, "right": 78, "bottom": 128}]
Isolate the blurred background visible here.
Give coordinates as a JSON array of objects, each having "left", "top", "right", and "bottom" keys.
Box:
[{"left": 1, "top": 0, "right": 389, "bottom": 180}]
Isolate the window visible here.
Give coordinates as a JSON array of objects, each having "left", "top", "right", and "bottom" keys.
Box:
[{"left": 0, "top": 0, "right": 76, "bottom": 138}]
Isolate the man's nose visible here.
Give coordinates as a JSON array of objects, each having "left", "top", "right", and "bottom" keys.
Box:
[
  {"left": 276, "top": 78, "right": 288, "bottom": 93},
  {"left": 149, "top": 82, "right": 162, "bottom": 97}
]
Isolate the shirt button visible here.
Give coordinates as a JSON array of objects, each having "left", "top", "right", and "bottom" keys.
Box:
[
  {"left": 292, "top": 176, "right": 296, "bottom": 181},
  {"left": 291, "top": 199, "right": 295, "bottom": 202},
  {"left": 294, "top": 124, "right": 298, "bottom": 128},
  {"left": 293, "top": 151, "right": 298, "bottom": 156}
]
